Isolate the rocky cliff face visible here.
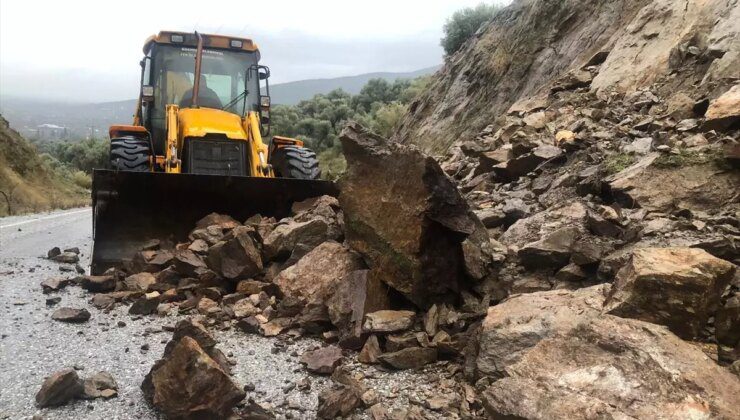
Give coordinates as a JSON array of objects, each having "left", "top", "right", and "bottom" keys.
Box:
[{"left": 395, "top": 0, "right": 740, "bottom": 155}]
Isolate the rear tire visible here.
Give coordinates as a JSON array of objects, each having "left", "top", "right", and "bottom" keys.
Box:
[
  {"left": 110, "top": 137, "right": 150, "bottom": 171},
  {"left": 271, "top": 146, "right": 321, "bottom": 180}
]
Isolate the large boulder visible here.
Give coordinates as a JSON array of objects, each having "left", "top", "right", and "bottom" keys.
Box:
[
  {"left": 604, "top": 247, "right": 736, "bottom": 339},
  {"left": 273, "top": 241, "right": 364, "bottom": 308},
  {"left": 206, "top": 226, "right": 263, "bottom": 280},
  {"left": 339, "top": 122, "right": 492, "bottom": 307},
  {"left": 476, "top": 285, "right": 608, "bottom": 378},
  {"left": 605, "top": 153, "right": 739, "bottom": 213},
  {"left": 141, "top": 336, "right": 244, "bottom": 419},
  {"left": 482, "top": 315, "right": 740, "bottom": 419}
]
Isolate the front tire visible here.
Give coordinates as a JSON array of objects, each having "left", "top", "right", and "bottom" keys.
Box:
[
  {"left": 110, "top": 137, "right": 150, "bottom": 171},
  {"left": 271, "top": 146, "right": 321, "bottom": 180}
]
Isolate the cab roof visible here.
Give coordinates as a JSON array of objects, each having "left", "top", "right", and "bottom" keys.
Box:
[{"left": 143, "top": 31, "right": 259, "bottom": 54}]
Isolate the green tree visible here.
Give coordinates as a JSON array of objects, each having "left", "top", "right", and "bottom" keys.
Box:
[{"left": 441, "top": 3, "right": 499, "bottom": 56}]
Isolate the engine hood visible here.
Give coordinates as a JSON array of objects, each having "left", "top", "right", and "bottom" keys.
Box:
[{"left": 177, "top": 107, "right": 247, "bottom": 140}]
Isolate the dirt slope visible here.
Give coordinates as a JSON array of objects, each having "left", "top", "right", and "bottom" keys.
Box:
[{"left": 0, "top": 115, "right": 88, "bottom": 215}]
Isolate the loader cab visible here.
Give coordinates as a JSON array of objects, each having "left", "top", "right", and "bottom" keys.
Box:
[{"left": 137, "top": 32, "right": 269, "bottom": 155}]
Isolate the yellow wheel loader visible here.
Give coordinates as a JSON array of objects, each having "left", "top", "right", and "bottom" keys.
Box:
[{"left": 91, "top": 31, "right": 337, "bottom": 274}]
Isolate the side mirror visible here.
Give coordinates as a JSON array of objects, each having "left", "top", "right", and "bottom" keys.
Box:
[
  {"left": 141, "top": 85, "right": 154, "bottom": 102},
  {"left": 259, "top": 69, "right": 269, "bottom": 80}
]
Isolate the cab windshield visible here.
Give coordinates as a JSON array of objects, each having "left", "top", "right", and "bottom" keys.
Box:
[{"left": 150, "top": 44, "right": 260, "bottom": 117}]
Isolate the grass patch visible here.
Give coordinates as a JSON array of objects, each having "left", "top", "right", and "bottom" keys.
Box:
[
  {"left": 603, "top": 153, "right": 637, "bottom": 175},
  {"left": 653, "top": 147, "right": 729, "bottom": 169}
]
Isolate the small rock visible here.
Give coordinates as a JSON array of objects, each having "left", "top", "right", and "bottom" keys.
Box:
[
  {"left": 51, "top": 308, "right": 91, "bottom": 323},
  {"left": 363, "top": 310, "right": 415, "bottom": 333},
  {"left": 357, "top": 335, "right": 382, "bottom": 364},
  {"left": 300, "top": 346, "right": 343, "bottom": 375},
  {"left": 35, "top": 369, "right": 84, "bottom": 407},
  {"left": 378, "top": 347, "right": 438, "bottom": 370}
]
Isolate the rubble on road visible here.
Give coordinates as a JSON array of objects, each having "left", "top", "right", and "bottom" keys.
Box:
[
  {"left": 35, "top": 369, "right": 118, "bottom": 408},
  {"left": 51, "top": 307, "right": 91, "bottom": 323}
]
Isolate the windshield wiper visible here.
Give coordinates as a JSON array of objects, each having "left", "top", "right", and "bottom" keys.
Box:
[{"left": 222, "top": 89, "right": 248, "bottom": 112}]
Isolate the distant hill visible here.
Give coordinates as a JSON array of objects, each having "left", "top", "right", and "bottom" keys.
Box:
[
  {"left": 0, "top": 66, "right": 440, "bottom": 138},
  {"left": 270, "top": 66, "right": 440, "bottom": 105}
]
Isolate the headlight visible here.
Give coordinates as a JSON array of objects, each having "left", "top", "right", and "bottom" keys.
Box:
[
  {"left": 170, "top": 34, "right": 184, "bottom": 43},
  {"left": 230, "top": 39, "right": 243, "bottom": 48}
]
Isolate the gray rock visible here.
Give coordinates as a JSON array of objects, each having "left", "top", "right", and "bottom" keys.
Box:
[{"left": 51, "top": 307, "right": 91, "bottom": 323}]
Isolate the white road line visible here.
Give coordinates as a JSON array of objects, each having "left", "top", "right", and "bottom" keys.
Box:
[{"left": 0, "top": 208, "right": 91, "bottom": 229}]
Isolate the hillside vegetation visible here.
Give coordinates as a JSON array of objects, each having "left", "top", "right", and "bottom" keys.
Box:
[
  {"left": 0, "top": 115, "right": 89, "bottom": 216},
  {"left": 271, "top": 76, "right": 430, "bottom": 179}
]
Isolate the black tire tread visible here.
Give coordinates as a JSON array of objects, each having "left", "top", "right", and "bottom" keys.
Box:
[
  {"left": 271, "top": 145, "right": 321, "bottom": 180},
  {"left": 110, "top": 137, "right": 150, "bottom": 171}
]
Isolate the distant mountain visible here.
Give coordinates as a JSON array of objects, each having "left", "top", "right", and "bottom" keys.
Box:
[
  {"left": 269, "top": 66, "right": 440, "bottom": 105},
  {"left": 0, "top": 66, "right": 440, "bottom": 138}
]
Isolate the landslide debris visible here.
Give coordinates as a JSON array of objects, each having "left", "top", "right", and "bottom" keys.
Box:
[{"left": 33, "top": 0, "right": 740, "bottom": 417}]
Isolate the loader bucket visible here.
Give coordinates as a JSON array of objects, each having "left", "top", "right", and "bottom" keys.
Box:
[{"left": 90, "top": 169, "right": 339, "bottom": 275}]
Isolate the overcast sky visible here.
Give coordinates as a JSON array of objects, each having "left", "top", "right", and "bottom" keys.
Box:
[{"left": 0, "top": 0, "right": 509, "bottom": 103}]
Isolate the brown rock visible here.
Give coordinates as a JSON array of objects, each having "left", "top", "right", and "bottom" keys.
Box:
[
  {"left": 129, "top": 292, "right": 161, "bottom": 315},
  {"left": 339, "top": 122, "right": 489, "bottom": 307},
  {"left": 482, "top": 316, "right": 740, "bottom": 419},
  {"left": 51, "top": 307, "right": 91, "bottom": 323},
  {"left": 132, "top": 250, "right": 174, "bottom": 273},
  {"left": 326, "top": 269, "right": 390, "bottom": 349},
  {"left": 163, "top": 319, "right": 217, "bottom": 355},
  {"left": 357, "top": 335, "right": 382, "bottom": 364},
  {"left": 604, "top": 247, "right": 736, "bottom": 339},
  {"left": 518, "top": 226, "right": 579, "bottom": 268},
  {"left": 79, "top": 275, "right": 116, "bottom": 293},
  {"left": 206, "top": 226, "right": 262, "bottom": 280},
  {"left": 81, "top": 371, "right": 118, "bottom": 399},
  {"left": 605, "top": 153, "right": 738, "bottom": 213},
  {"left": 35, "top": 369, "right": 84, "bottom": 407},
  {"left": 123, "top": 272, "right": 156, "bottom": 292},
  {"left": 300, "top": 346, "right": 343, "bottom": 375},
  {"left": 274, "top": 241, "right": 364, "bottom": 307},
  {"left": 51, "top": 251, "right": 79, "bottom": 264},
  {"left": 187, "top": 239, "right": 209, "bottom": 254},
  {"left": 362, "top": 310, "right": 415, "bottom": 333},
  {"left": 717, "top": 295, "right": 740, "bottom": 363},
  {"left": 476, "top": 285, "right": 608, "bottom": 378},
  {"left": 173, "top": 250, "right": 207, "bottom": 277},
  {"left": 141, "top": 336, "right": 245, "bottom": 419},
  {"left": 317, "top": 385, "right": 363, "bottom": 419},
  {"left": 378, "top": 347, "right": 437, "bottom": 370},
  {"left": 703, "top": 84, "right": 740, "bottom": 131},
  {"left": 231, "top": 298, "right": 259, "bottom": 318},
  {"left": 40, "top": 277, "right": 73, "bottom": 294},
  {"left": 261, "top": 317, "right": 292, "bottom": 337},
  {"left": 423, "top": 304, "right": 439, "bottom": 337},
  {"left": 195, "top": 213, "right": 241, "bottom": 230}
]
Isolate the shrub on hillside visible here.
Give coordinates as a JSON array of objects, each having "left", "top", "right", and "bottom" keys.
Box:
[{"left": 441, "top": 3, "right": 500, "bottom": 56}]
